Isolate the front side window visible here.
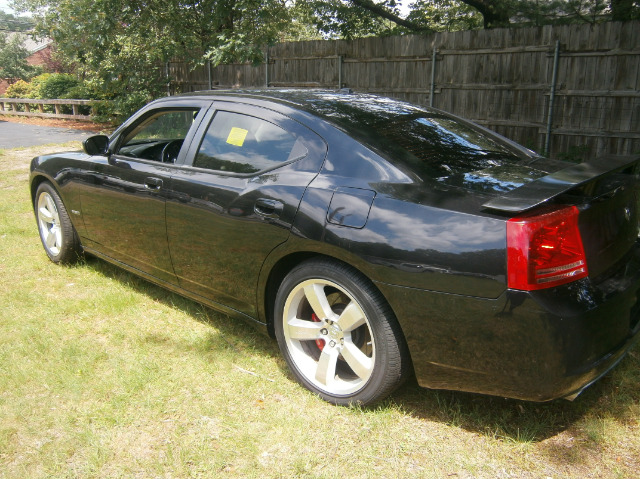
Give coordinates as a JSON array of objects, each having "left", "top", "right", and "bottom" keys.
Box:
[
  {"left": 193, "top": 111, "right": 307, "bottom": 174},
  {"left": 117, "top": 109, "right": 199, "bottom": 163}
]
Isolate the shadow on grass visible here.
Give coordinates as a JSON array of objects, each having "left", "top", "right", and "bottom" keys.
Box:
[
  {"left": 83, "top": 256, "right": 639, "bottom": 444},
  {"left": 392, "top": 343, "right": 639, "bottom": 443},
  {"left": 83, "top": 256, "right": 281, "bottom": 359}
]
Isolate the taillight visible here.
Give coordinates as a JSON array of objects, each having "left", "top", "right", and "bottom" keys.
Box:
[{"left": 507, "top": 205, "right": 588, "bottom": 290}]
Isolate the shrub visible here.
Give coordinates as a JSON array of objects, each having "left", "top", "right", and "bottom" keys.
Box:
[
  {"left": 4, "top": 73, "right": 119, "bottom": 122},
  {"left": 5, "top": 79, "right": 36, "bottom": 98},
  {"left": 36, "top": 73, "right": 79, "bottom": 99},
  {"left": 88, "top": 89, "right": 150, "bottom": 124},
  {"left": 62, "top": 84, "right": 104, "bottom": 115},
  {"left": 63, "top": 83, "right": 101, "bottom": 100},
  {"left": 4, "top": 79, "right": 39, "bottom": 111}
]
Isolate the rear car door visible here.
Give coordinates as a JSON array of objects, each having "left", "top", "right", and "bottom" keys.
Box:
[
  {"left": 166, "top": 102, "right": 327, "bottom": 317},
  {"left": 79, "top": 102, "right": 209, "bottom": 283}
]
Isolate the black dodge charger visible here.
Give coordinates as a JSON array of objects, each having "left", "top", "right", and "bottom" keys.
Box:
[{"left": 30, "top": 90, "right": 640, "bottom": 405}]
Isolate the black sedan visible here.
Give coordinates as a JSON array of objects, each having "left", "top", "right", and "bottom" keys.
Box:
[{"left": 30, "top": 90, "right": 640, "bottom": 405}]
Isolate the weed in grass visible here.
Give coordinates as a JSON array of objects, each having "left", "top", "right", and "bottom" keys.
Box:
[{"left": 583, "top": 416, "right": 611, "bottom": 444}]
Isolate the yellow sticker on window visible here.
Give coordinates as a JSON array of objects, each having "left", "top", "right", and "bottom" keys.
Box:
[{"left": 226, "top": 127, "right": 248, "bottom": 147}]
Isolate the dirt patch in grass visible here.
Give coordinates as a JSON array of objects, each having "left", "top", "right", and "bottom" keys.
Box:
[{"left": 1, "top": 114, "right": 113, "bottom": 133}]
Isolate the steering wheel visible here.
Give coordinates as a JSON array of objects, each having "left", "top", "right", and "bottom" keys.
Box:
[{"left": 161, "top": 139, "right": 184, "bottom": 163}]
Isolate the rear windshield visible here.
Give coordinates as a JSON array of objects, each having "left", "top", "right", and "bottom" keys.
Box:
[{"left": 304, "top": 93, "right": 533, "bottom": 179}]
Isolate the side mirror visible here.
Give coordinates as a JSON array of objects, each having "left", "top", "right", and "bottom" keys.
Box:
[{"left": 83, "top": 135, "right": 110, "bottom": 156}]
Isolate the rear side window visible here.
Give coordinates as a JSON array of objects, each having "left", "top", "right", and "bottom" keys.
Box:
[
  {"left": 376, "top": 115, "right": 524, "bottom": 176},
  {"left": 193, "top": 111, "right": 308, "bottom": 174},
  {"left": 301, "top": 93, "right": 532, "bottom": 180}
]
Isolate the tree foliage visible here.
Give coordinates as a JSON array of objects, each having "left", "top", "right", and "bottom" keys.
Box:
[
  {"left": 307, "top": 0, "right": 640, "bottom": 34},
  {"left": 8, "top": 0, "right": 639, "bottom": 117},
  {"left": 0, "top": 32, "right": 37, "bottom": 83},
  {"left": 13, "top": 0, "right": 292, "bottom": 116},
  {"left": 406, "top": 1, "right": 483, "bottom": 31},
  {"left": 0, "top": 10, "right": 34, "bottom": 31},
  {"left": 297, "top": 0, "right": 404, "bottom": 38},
  {"left": 457, "top": 0, "right": 640, "bottom": 26},
  {"left": 5, "top": 72, "right": 78, "bottom": 98}
]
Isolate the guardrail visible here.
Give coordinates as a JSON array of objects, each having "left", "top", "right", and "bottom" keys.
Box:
[{"left": 0, "top": 98, "right": 94, "bottom": 121}]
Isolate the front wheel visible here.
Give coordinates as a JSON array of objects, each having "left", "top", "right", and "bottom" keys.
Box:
[
  {"left": 274, "top": 259, "right": 410, "bottom": 406},
  {"left": 35, "top": 182, "right": 82, "bottom": 264}
]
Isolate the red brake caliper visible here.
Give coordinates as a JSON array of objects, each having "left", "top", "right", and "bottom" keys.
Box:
[{"left": 311, "top": 313, "right": 325, "bottom": 351}]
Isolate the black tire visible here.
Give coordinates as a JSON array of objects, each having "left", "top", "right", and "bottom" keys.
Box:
[
  {"left": 34, "top": 182, "right": 82, "bottom": 264},
  {"left": 274, "top": 258, "right": 410, "bottom": 406}
]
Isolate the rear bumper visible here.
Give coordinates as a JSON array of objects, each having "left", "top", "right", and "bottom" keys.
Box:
[
  {"left": 377, "top": 246, "right": 640, "bottom": 401},
  {"left": 560, "top": 329, "right": 638, "bottom": 400}
]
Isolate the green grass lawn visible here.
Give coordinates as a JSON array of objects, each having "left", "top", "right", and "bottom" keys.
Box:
[{"left": 1, "top": 143, "right": 639, "bottom": 478}]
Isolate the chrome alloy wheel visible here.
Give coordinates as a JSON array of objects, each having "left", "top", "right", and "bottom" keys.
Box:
[
  {"left": 37, "top": 190, "right": 63, "bottom": 256},
  {"left": 282, "top": 279, "right": 375, "bottom": 396}
]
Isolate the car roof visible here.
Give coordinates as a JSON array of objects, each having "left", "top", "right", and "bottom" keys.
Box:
[
  {"left": 155, "top": 89, "right": 538, "bottom": 192},
  {"left": 174, "top": 87, "right": 362, "bottom": 106},
  {"left": 162, "top": 88, "right": 426, "bottom": 124}
]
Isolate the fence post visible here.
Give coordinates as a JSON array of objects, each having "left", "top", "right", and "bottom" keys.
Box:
[
  {"left": 166, "top": 62, "right": 171, "bottom": 96},
  {"left": 208, "top": 60, "right": 212, "bottom": 90},
  {"left": 545, "top": 40, "right": 560, "bottom": 157},
  {"left": 429, "top": 45, "right": 437, "bottom": 107},
  {"left": 338, "top": 55, "right": 344, "bottom": 89},
  {"left": 265, "top": 48, "right": 270, "bottom": 88}
]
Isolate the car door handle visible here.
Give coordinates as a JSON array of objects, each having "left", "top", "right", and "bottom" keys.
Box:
[
  {"left": 144, "top": 177, "right": 163, "bottom": 190},
  {"left": 254, "top": 198, "right": 283, "bottom": 218}
]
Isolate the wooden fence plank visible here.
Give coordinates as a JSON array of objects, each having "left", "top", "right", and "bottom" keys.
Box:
[{"left": 166, "top": 21, "right": 639, "bottom": 161}]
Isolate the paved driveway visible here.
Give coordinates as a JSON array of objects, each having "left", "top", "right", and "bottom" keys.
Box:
[{"left": 0, "top": 120, "right": 96, "bottom": 149}]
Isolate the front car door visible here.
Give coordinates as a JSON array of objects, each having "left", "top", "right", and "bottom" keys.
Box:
[
  {"left": 79, "top": 101, "right": 209, "bottom": 283},
  {"left": 166, "top": 102, "right": 327, "bottom": 318}
]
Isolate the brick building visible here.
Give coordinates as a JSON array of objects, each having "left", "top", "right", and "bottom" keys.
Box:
[{"left": 0, "top": 34, "right": 53, "bottom": 95}]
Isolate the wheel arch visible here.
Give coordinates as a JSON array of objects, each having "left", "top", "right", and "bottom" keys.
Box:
[
  {"left": 260, "top": 249, "right": 411, "bottom": 362},
  {"left": 32, "top": 178, "right": 83, "bottom": 264},
  {"left": 30, "top": 174, "right": 53, "bottom": 206},
  {"left": 266, "top": 251, "right": 414, "bottom": 404},
  {"left": 262, "top": 251, "right": 320, "bottom": 338}
]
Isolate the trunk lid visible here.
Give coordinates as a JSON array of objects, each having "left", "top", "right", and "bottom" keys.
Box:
[{"left": 483, "top": 155, "right": 640, "bottom": 280}]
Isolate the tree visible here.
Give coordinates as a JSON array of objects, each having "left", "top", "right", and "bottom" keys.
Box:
[
  {"left": 298, "top": 0, "right": 409, "bottom": 38},
  {"left": 0, "top": 32, "right": 36, "bottom": 83},
  {"left": 457, "top": 0, "right": 511, "bottom": 27},
  {"left": 0, "top": 10, "right": 34, "bottom": 31},
  {"left": 10, "top": 0, "right": 639, "bottom": 119},
  {"left": 307, "top": 0, "right": 640, "bottom": 35},
  {"left": 13, "top": 0, "right": 293, "bottom": 116},
  {"left": 406, "top": 0, "right": 483, "bottom": 31},
  {"left": 610, "top": 0, "right": 640, "bottom": 20}
]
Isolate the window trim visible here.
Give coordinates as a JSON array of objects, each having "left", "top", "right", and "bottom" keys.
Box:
[
  {"left": 181, "top": 103, "right": 324, "bottom": 178},
  {"left": 110, "top": 102, "right": 211, "bottom": 166}
]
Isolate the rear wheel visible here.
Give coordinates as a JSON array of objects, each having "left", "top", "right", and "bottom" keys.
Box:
[
  {"left": 35, "top": 182, "right": 82, "bottom": 264},
  {"left": 274, "top": 259, "right": 409, "bottom": 406}
]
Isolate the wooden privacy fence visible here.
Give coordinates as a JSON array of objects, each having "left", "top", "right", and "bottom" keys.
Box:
[
  {"left": 168, "top": 20, "right": 640, "bottom": 162},
  {"left": 0, "top": 98, "right": 95, "bottom": 121}
]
